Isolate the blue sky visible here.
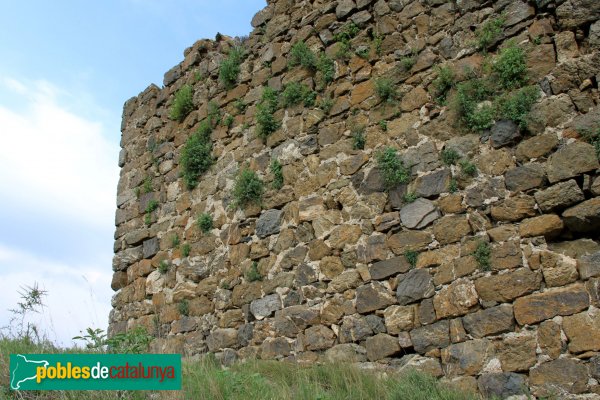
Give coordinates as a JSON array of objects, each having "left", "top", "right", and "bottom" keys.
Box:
[{"left": 0, "top": 0, "right": 265, "bottom": 346}]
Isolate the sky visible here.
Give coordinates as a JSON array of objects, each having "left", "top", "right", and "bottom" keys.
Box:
[{"left": 0, "top": 0, "right": 265, "bottom": 347}]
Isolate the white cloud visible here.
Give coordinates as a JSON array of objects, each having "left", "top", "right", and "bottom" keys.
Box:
[
  {"left": 0, "top": 244, "right": 113, "bottom": 347},
  {"left": 0, "top": 78, "right": 120, "bottom": 228}
]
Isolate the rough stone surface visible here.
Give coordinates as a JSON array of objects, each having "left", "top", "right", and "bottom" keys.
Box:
[
  {"left": 356, "top": 282, "right": 396, "bottom": 313},
  {"left": 546, "top": 141, "right": 600, "bottom": 183},
  {"left": 562, "top": 309, "right": 600, "bottom": 353},
  {"left": 433, "top": 279, "right": 479, "bottom": 319},
  {"left": 490, "top": 120, "right": 520, "bottom": 148},
  {"left": 400, "top": 198, "right": 439, "bottom": 229},
  {"left": 529, "top": 358, "right": 589, "bottom": 395},
  {"left": 534, "top": 179, "right": 585, "bottom": 212},
  {"left": 513, "top": 284, "right": 590, "bottom": 325},
  {"left": 462, "top": 304, "right": 514, "bottom": 338},
  {"left": 396, "top": 269, "right": 434, "bottom": 305},
  {"left": 441, "top": 339, "right": 493, "bottom": 377},
  {"left": 256, "top": 209, "right": 283, "bottom": 239},
  {"left": 410, "top": 320, "right": 450, "bottom": 354},
  {"left": 563, "top": 197, "right": 600, "bottom": 233},
  {"left": 370, "top": 257, "right": 412, "bottom": 280},
  {"left": 477, "top": 373, "right": 528, "bottom": 399},
  {"left": 366, "top": 333, "right": 401, "bottom": 361}
]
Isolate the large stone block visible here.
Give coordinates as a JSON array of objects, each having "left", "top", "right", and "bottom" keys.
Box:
[
  {"left": 462, "top": 304, "right": 514, "bottom": 338},
  {"left": 513, "top": 284, "right": 590, "bottom": 325}
]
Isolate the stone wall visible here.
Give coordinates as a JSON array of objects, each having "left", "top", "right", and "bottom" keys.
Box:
[{"left": 110, "top": 0, "right": 600, "bottom": 397}]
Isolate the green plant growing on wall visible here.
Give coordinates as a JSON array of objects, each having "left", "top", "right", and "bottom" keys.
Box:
[
  {"left": 497, "top": 86, "right": 540, "bottom": 128},
  {"left": 400, "top": 55, "right": 416, "bottom": 71},
  {"left": 372, "top": 33, "right": 383, "bottom": 56},
  {"left": 256, "top": 87, "right": 280, "bottom": 139},
  {"left": 207, "top": 101, "right": 222, "bottom": 127},
  {"left": 404, "top": 250, "right": 419, "bottom": 268},
  {"left": 143, "top": 176, "right": 153, "bottom": 194},
  {"left": 376, "top": 147, "right": 410, "bottom": 190},
  {"left": 232, "top": 167, "right": 264, "bottom": 209},
  {"left": 379, "top": 120, "right": 388, "bottom": 132},
  {"left": 374, "top": 78, "right": 398, "bottom": 103},
  {"left": 355, "top": 47, "right": 370, "bottom": 59},
  {"left": 270, "top": 159, "right": 284, "bottom": 190},
  {"left": 234, "top": 99, "right": 247, "bottom": 114},
  {"left": 432, "top": 66, "right": 455, "bottom": 104},
  {"left": 580, "top": 125, "right": 600, "bottom": 160},
  {"left": 334, "top": 22, "right": 360, "bottom": 59},
  {"left": 182, "top": 243, "right": 191, "bottom": 257},
  {"left": 317, "top": 53, "right": 335, "bottom": 87},
  {"left": 169, "top": 84, "right": 194, "bottom": 122},
  {"left": 449, "top": 178, "right": 458, "bottom": 193},
  {"left": 178, "top": 300, "right": 189, "bottom": 317},
  {"left": 180, "top": 123, "right": 213, "bottom": 189},
  {"left": 223, "top": 114, "right": 234, "bottom": 129},
  {"left": 319, "top": 96, "right": 334, "bottom": 114},
  {"left": 455, "top": 79, "right": 496, "bottom": 132},
  {"left": 352, "top": 126, "right": 366, "bottom": 150},
  {"left": 246, "top": 261, "right": 262, "bottom": 282},
  {"left": 493, "top": 44, "right": 528, "bottom": 89},
  {"left": 197, "top": 213, "right": 213, "bottom": 233},
  {"left": 281, "top": 82, "right": 316, "bottom": 108},
  {"left": 158, "top": 260, "right": 170, "bottom": 274},
  {"left": 171, "top": 234, "right": 180, "bottom": 248},
  {"left": 441, "top": 148, "right": 460, "bottom": 166},
  {"left": 459, "top": 160, "right": 477, "bottom": 177},
  {"left": 219, "top": 46, "right": 245, "bottom": 89},
  {"left": 473, "top": 241, "right": 491, "bottom": 271},
  {"left": 403, "top": 192, "right": 418, "bottom": 203},
  {"left": 146, "top": 200, "right": 159, "bottom": 213},
  {"left": 288, "top": 41, "right": 317, "bottom": 70},
  {"left": 475, "top": 16, "right": 505, "bottom": 52}
]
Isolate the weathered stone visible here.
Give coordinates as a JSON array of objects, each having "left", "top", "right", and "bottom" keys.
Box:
[
  {"left": 519, "top": 214, "right": 564, "bottom": 238},
  {"left": 369, "top": 257, "right": 412, "bottom": 280},
  {"left": 255, "top": 209, "right": 283, "bottom": 239},
  {"left": 299, "top": 196, "right": 324, "bottom": 222},
  {"left": 556, "top": 0, "right": 600, "bottom": 28},
  {"left": 261, "top": 337, "right": 291, "bottom": 359},
  {"left": 207, "top": 328, "right": 238, "bottom": 351},
  {"left": 232, "top": 282, "right": 262, "bottom": 307},
  {"left": 336, "top": 0, "right": 356, "bottom": 18},
  {"left": 411, "top": 169, "right": 451, "bottom": 198},
  {"left": 387, "top": 231, "right": 432, "bottom": 254},
  {"left": 513, "top": 284, "right": 590, "bottom": 325},
  {"left": 490, "top": 120, "right": 521, "bottom": 149},
  {"left": 384, "top": 305, "right": 416, "bottom": 334},
  {"left": 305, "top": 325, "right": 336, "bottom": 351},
  {"left": 410, "top": 320, "right": 450, "bottom": 354},
  {"left": 539, "top": 250, "right": 579, "bottom": 287},
  {"left": 465, "top": 178, "right": 506, "bottom": 208},
  {"left": 142, "top": 237, "right": 159, "bottom": 259},
  {"left": 534, "top": 179, "right": 585, "bottom": 212},
  {"left": 275, "top": 305, "right": 320, "bottom": 331},
  {"left": 475, "top": 268, "right": 542, "bottom": 303},
  {"left": 171, "top": 316, "right": 197, "bottom": 334},
  {"left": 515, "top": 133, "right": 559, "bottom": 162},
  {"left": 462, "top": 304, "right": 514, "bottom": 338},
  {"left": 328, "top": 269, "right": 362, "bottom": 293},
  {"left": 433, "top": 279, "right": 479, "bottom": 319},
  {"left": 538, "top": 320, "right": 562, "bottom": 359},
  {"left": 396, "top": 269, "right": 434, "bottom": 305},
  {"left": 328, "top": 225, "right": 362, "bottom": 249},
  {"left": 432, "top": 215, "right": 471, "bottom": 245},
  {"left": 529, "top": 358, "right": 589, "bottom": 395},
  {"left": 400, "top": 86, "right": 428, "bottom": 112},
  {"left": 250, "top": 294, "right": 281, "bottom": 320},
  {"left": 476, "top": 148, "right": 515, "bottom": 176},
  {"left": 340, "top": 153, "right": 369, "bottom": 176},
  {"left": 325, "top": 343, "right": 367, "bottom": 363},
  {"left": 504, "top": 163, "right": 546, "bottom": 192},
  {"left": 366, "top": 333, "right": 401, "bottom": 361},
  {"left": 549, "top": 239, "right": 600, "bottom": 259},
  {"left": 579, "top": 251, "right": 600, "bottom": 280},
  {"left": 546, "top": 141, "right": 600, "bottom": 183},
  {"left": 490, "top": 194, "right": 536, "bottom": 222},
  {"left": 320, "top": 256, "right": 345, "bottom": 279},
  {"left": 374, "top": 212, "right": 400, "bottom": 232},
  {"left": 400, "top": 198, "right": 439, "bottom": 229},
  {"left": 339, "top": 315, "right": 373, "bottom": 343},
  {"left": 495, "top": 332, "right": 537, "bottom": 372},
  {"left": 478, "top": 373, "right": 528, "bottom": 399},
  {"left": 441, "top": 339, "right": 493, "bottom": 377},
  {"left": 487, "top": 225, "right": 518, "bottom": 242},
  {"left": 563, "top": 309, "right": 600, "bottom": 353},
  {"left": 563, "top": 197, "right": 600, "bottom": 233},
  {"left": 356, "top": 281, "right": 396, "bottom": 313}
]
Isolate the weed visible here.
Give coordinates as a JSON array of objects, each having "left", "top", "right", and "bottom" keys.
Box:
[
  {"left": 171, "top": 235, "right": 180, "bottom": 248},
  {"left": 432, "top": 66, "right": 455, "bottom": 104},
  {"left": 220, "top": 281, "right": 231, "bottom": 290},
  {"left": 288, "top": 41, "right": 317, "bottom": 70},
  {"left": 224, "top": 114, "right": 234, "bottom": 129},
  {"left": 194, "top": 69, "right": 203, "bottom": 82},
  {"left": 234, "top": 99, "right": 247, "bottom": 114},
  {"left": 317, "top": 53, "right": 335, "bottom": 87},
  {"left": 73, "top": 327, "right": 107, "bottom": 351},
  {"left": 334, "top": 22, "right": 359, "bottom": 59},
  {"left": 144, "top": 213, "right": 152, "bottom": 226},
  {"left": 180, "top": 124, "right": 213, "bottom": 189},
  {"left": 352, "top": 126, "right": 366, "bottom": 150},
  {"left": 373, "top": 34, "right": 383, "bottom": 56},
  {"left": 158, "top": 260, "right": 170, "bottom": 274},
  {"left": 497, "top": 86, "right": 539, "bottom": 128},
  {"left": 441, "top": 148, "right": 460, "bottom": 166},
  {"left": 232, "top": 168, "right": 264, "bottom": 209},
  {"left": 182, "top": 243, "right": 191, "bottom": 257},
  {"left": 459, "top": 160, "right": 477, "bottom": 176},
  {"left": 533, "top": 36, "right": 542, "bottom": 45},
  {"left": 319, "top": 96, "right": 334, "bottom": 114},
  {"left": 208, "top": 101, "right": 222, "bottom": 127},
  {"left": 197, "top": 213, "right": 214, "bottom": 233},
  {"left": 143, "top": 176, "right": 153, "bottom": 193},
  {"left": 356, "top": 47, "right": 370, "bottom": 59},
  {"left": 376, "top": 147, "right": 410, "bottom": 190},
  {"left": 256, "top": 87, "right": 280, "bottom": 139},
  {"left": 580, "top": 126, "right": 600, "bottom": 160},
  {"left": 473, "top": 241, "right": 491, "bottom": 271},
  {"left": 169, "top": 84, "right": 194, "bottom": 122},
  {"left": 455, "top": 79, "right": 496, "bottom": 131},
  {"left": 281, "top": 82, "right": 316, "bottom": 108},
  {"left": 246, "top": 261, "right": 262, "bottom": 282},
  {"left": 400, "top": 55, "right": 416, "bottom": 71},
  {"left": 178, "top": 300, "right": 189, "bottom": 317},
  {"left": 270, "top": 159, "right": 284, "bottom": 190},
  {"left": 476, "top": 17, "right": 505, "bottom": 52},
  {"left": 493, "top": 44, "right": 528, "bottom": 89},
  {"left": 379, "top": 120, "right": 388, "bottom": 131},
  {"left": 404, "top": 250, "right": 419, "bottom": 268},
  {"left": 106, "top": 326, "right": 153, "bottom": 354},
  {"left": 403, "top": 192, "right": 418, "bottom": 203},
  {"left": 374, "top": 77, "right": 398, "bottom": 103},
  {"left": 134, "top": 187, "right": 141, "bottom": 198},
  {"left": 146, "top": 199, "right": 159, "bottom": 213},
  {"left": 219, "top": 46, "right": 245, "bottom": 89},
  {"left": 449, "top": 178, "right": 458, "bottom": 193}
]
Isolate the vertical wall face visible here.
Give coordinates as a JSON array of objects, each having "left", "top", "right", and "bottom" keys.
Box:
[{"left": 111, "top": 0, "right": 600, "bottom": 397}]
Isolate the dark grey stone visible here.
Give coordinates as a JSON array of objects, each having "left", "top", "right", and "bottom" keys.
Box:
[
  {"left": 256, "top": 209, "right": 283, "bottom": 239},
  {"left": 578, "top": 251, "right": 600, "bottom": 280},
  {"left": 250, "top": 294, "right": 281, "bottom": 319},
  {"left": 410, "top": 320, "right": 450, "bottom": 354},
  {"left": 412, "top": 169, "right": 451, "bottom": 198},
  {"left": 364, "top": 314, "right": 387, "bottom": 334},
  {"left": 490, "top": 120, "right": 521, "bottom": 148},
  {"left": 396, "top": 269, "right": 434, "bottom": 305},
  {"left": 370, "top": 257, "right": 412, "bottom": 280},
  {"left": 142, "top": 237, "right": 159, "bottom": 259},
  {"left": 478, "top": 373, "right": 528, "bottom": 398},
  {"left": 400, "top": 198, "right": 439, "bottom": 229},
  {"left": 504, "top": 163, "right": 546, "bottom": 192}
]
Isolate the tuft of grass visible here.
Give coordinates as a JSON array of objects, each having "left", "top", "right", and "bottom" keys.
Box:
[
  {"left": 497, "top": 86, "right": 539, "bottom": 129},
  {"left": 334, "top": 22, "right": 360, "bottom": 59},
  {"left": 234, "top": 99, "right": 247, "bottom": 114},
  {"left": 400, "top": 55, "right": 416, "bottom": 71},
  {"left": 197, "top": 213, "right": 214, "bottom": 233},
  {"left": 449, "top": 178, "right": 458, "bottom": 193},
  {"left": 208, "top": 101, "right": 222, "bottom": 127},
  {"left": 459, "top": 160, "right": 477, "bottom": 177},
  {"left": 376, "top": 147, "right": 410, "bottom": 190},
  {"left": 455, "top": 79, "right": 496, "bottom": 132},
  {"left": 246, "top": 261, "right": 262, "bottom": 282},
  {"left": 288, "top": 41, "right": 317, "bottom": 70},
  {"left": 373, "top": 34, "right": 384, "bottom": 56},
  {"left": 171, "top": 234, "right": 180, "bottom": 248},
  {"left": 223, "top": 114, "right": 235, "bottom": 129},
  {"left": 219, "top": 46, "right": 245, "bottom": 89},
  {"left": 158, "top": 260, "right": 170, "bottom": 274},
  {"left": 270, "top": 159, "right": 284, "bottom": 190},
  {"left": 476, "top": 16, "right": 505, "bottom": 52},
  {"left": 317, "top": 53, "right": 335, "bottom": 88},
  {"left": 256, "top": 87, "right": 280, "bottom": 139},
  {"left": 432, "top": 66, "right": 455, "bottom": 104},
  {"left": 182, "top": 243, "right": 191, "bottom": 257},
  {"left": 178, "top": 300, "right": 189, "bottom": 317},
  {"left": 232, "top": 168, "right": 264, "bottom": 209},
  {"left": 319, "top": 96, "right": 334, "bottom": 114},
  {"left": 352, "top": 126, "right": 366, "bottom": 150},
  {"left": 441, "top": 148, "right": 460, "bottom": 166},
  {"left": 493, "top": 44, "right": 528, "bottom": 90},
  {"left": 143, "top": 176, "right": 153, "bottom": 193},
  {"left": 146, "top": 199, "right": 159, "bottom": 214},
  {"left": 404, "top": 250, "right": 419, "bottom": 268},
  {"left": 180, "top": 122, "right": 213, "bottom": 189},
  {"left": 281, "top": 82, "right": 316, "bottom": 108},
  {"left": 403, "top": 192, "right": 418, "bottom": 203},
  {"left": 379, "top": 120, "right": 388, "bottom": 131},
  {"left": 473, "top": 241, "right": 491, "bottom": 271},
  {"left": 169, "top": 84, "right": 194, "bottom": 122},
  {"left": 374, "top": 78, "right": 398, "bottom": 103}
]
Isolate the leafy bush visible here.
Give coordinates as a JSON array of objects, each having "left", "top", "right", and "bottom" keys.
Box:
[
  {"left": 207, "top": 101, "right": 222, "bottom": 127},
  {"left": 404, "top": 250, "right": 418, "bottom": 268},
  {"left": 219, "top": 46, "right": 245, "bottom": 89},
  {"left": 476, "top": 17, "right": 504, "bottom": 51},
  {"left": 232, "top": 168, "right": 264, "bottom": 208},
  {"left": 246, "top": 261, "right": 262, "bottom": 282},
  {"left": 288, "top": 41, "right": 316, "bottom": 70},
  {"left": 352, "top": 126, "right": 366, "bottom": 150},
  {"left": 403, "top": 192, "right": 418, "bottom": 203},
  {"left": 256, "top": 87, "right": 280, "bottom": 139},
  {"left": 334, "top": 22, "right": 360, "bottom": 59},
  {"left": 182, "top": 243, "right": 191, "bottom": 257},
  {"left": 106, "top": 326, "right": 153, "bottom": 354},
  {"left": 197, "top": 213, "right": 213, "bottom": 233},
  {"left": 497, "top": 86, "right": 539, "bottom": 128},
  {"left": 473, "top": 241, "right": 491, "bottom": 271},
  {"left": 270, "top": 159, "right": 284, "bottom": 189},
  {"left": 376, "top": 147, "right": 410, "bottom": 190},
  {"left": 180, "top": 123, "right": 213, "bottom": 189},
  {"left": 178, "top": 300, "right": 189, "bottom": 317},
  {"left": 459, "top": 160, "right": 477, "bottom": 176},
  {"left": 281, "top": 82, "right": 316, "bottom": 108},
  {"left": 432, "top": 66, "right": 455, "bottom": 104},
  {"left": 169, "top": 84, "right": 194, "bottom": 122},
  {"left": 223, "top": 114, "right": 234, "bottom": 129},
  {"left": 441, "top": 148, "right": 460, "bottom": 166},
  {"left": 158, "top": 260, "right": 170, "bottom": 274},
  {"left": 493, "top": 44, "right": 528, "bottom": 89},
  {"left": 455, "top": 79, "right": 496, "bottom": 132},
  {"left": 317, "top": 53, "right": 335, "bottom": 87},
  {"left": 375, "top": 78, "right": 398, "bottom": 103}
]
